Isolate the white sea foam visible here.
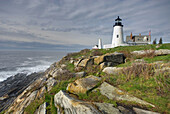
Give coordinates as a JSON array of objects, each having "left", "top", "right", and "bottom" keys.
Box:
[
  {"left": 27, "top": 57, "right": 33, "bottom": 60},
  {"left": 20, "top": 61, "right": 32, "bottom": 66},
  {"left": 0, "top": 63, "right": 51, "bottom": 82},
  {"left": 0, "top": 50, "right": 67, "bottom": 82}
]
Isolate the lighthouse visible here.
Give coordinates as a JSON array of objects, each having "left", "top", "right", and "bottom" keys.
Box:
[
  {"left": 96, "top": 16, "right": 149, "bottom": 49},
  {"left": 111, "top": 16, "right": 124, "bottom": 47}
]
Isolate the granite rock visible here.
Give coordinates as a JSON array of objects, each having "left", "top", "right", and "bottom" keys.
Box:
[
  {"left": 96, "top": 82, "right": 155, "bottom": 107},
  {"left": 54, "top": 90, "right": 100, "bottom": 114},
  {"left": 133, "top": 107, "right": 160, "bottom": 114},
  {"left": 94, "top": 102, "right": 121, "bottom": 114},
  {"left": 94, "top": 52, "right": 125, "bottom": 65},
  {"left": 67, "top": 75, "right": 101, "bottom": 94},
  {"left": 102, "top": 67, "right": 123, "bottom": 75},
  {"left": 35, "top": 102, "right": 46, "bottom": 114},
  {"left": 74, "top": 71, "right": 86, "bottom": 78}
]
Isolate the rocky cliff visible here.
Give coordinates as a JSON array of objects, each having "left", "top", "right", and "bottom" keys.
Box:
[{"left": 0, "top": 44, "right": 170, "bottom": 114}]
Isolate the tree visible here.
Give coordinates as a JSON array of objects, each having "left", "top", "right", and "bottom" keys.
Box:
[
  {"left": 158, "top": 37, "right": 163, "bottom": 44},
  {"left": 153, "top": 38, "right": 157, "bottom": 44}
]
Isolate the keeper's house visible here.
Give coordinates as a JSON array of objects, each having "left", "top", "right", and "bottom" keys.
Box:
[{"left": 126, "top": 32, "right": 151, "bottom": 46}]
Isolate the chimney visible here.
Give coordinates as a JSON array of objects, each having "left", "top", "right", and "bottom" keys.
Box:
[
  {"left": 130, "top": 32, "right": 132, "bottom": 39},
  {"left": 149, "top": 30, "right": 151, "bottom": 36}
]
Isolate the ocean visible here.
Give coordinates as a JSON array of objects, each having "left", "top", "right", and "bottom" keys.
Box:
[{"left": 0, "top": 50, "right": 67, "bottom": 82}]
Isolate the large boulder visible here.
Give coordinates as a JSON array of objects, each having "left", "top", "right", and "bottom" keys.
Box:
[
  {"left": 7, "top": 90, "right": 38, "bottom": 114},
  {"left": 78, "top": 59, "right": 89, "bottom": 67},
  {"left": 74, "top": 58, "right": 83, "bottom": 67},
  {"left": 131, "top": 49, "right": 170, "bottom": 56},
  {"left": 102, "top": 67, "right": 124, "bottom": 75},
  {"left": 96, "top": 82, "right": 155, "bottom": 107},
  {"left": 118, "top": 106, "right": 133, "bottom": 114},
  {"left": 133, "top": 107, "right": 160, "bottom": 114},
  {"left": 99, "top": 62, "right": 120, "bottom": 69},
  {"left": 155, "top": 49, "right": 170, "bottom": 56},
  {"left": 54, "top": 90, "right": 100, "bottom": 114},
  {"left": 94, "top": 52, "right": 125, "bottom": 65},
  {"left": 74, "top": 71, "right": 86, "bottom": 78},
  {"left": 35, "top": 102, "right": 46, "bottom": 114},
  {"left": 67, "top": 75, "right": 101, "bottom": 94},
  {"left": 131, "top": 50, "right": 154, "bottom": 56},
  {"left": 94, "top": 102, "right": 121, "bottom": 114},
  {"left": 77, "top": 58, "right": 94, "bottom": 69},
  {"left": 51, "top": 68, "right": 68, "bottom": 78}
]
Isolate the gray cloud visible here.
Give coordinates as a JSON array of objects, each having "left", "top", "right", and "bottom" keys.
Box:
[{"left": 0, "top": 0, "right": 170, "bottom": 50}]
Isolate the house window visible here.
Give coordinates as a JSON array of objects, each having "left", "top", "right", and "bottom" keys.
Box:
[{"left": 117, "top": 35, "right": 119, "bottom": 38}]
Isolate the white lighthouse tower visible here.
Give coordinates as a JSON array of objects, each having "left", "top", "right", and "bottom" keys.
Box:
[
  {"left": 112, "top": 16, "right": 124, "bottom": 47},
  {"left": 98, "top": 38, "right": 102, "bottom": 49}
]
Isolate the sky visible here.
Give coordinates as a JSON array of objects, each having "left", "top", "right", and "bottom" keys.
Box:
[{"left": 0, "top": 0, "right": 170, "bottom": 51}]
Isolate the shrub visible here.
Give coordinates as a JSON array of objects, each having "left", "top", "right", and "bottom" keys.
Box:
[
  {"left": 90, "top": 50, "right": 103, "bottom": 56},
  {"left": 140, "top": 50, "right": 155, "bottom": 58},
  {"left": 158, "top": 38, "right": 163, "bottom": 44},
  {"left": 153, "top": 39, "right": 157, "bottom": 44},
  {"left": 121, "top": 63, "right": 155, "bottom": 80},
  {"left": 79, "top": 49, "right": 90, "bottom": 54},
  {"left": 54, "top": 70, "right": 74, "bottom": 81}
]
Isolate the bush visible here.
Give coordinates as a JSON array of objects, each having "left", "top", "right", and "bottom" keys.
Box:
[
  {"left": 153, "top": 39, "right": 157, "bottom": 44},
  {"left": 90, "top": 50, "right": 103, "bottom": 56},
  {"left": 158, "top": 38, "right": 163, "bottom": 44}
]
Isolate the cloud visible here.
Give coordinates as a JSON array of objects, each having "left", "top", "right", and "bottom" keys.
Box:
[
  {"left": 0, "top": 0, "right": 170, "bottom": 50},
  {"left": 0, "top": 40, "right": 89, "bottom": 51}
]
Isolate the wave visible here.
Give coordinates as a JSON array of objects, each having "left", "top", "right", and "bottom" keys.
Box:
[
  {"left": 0, "top": 51, "right": 66, "bottom": 82},
  {"left": 20, "top": 61, "right": 32, "bottom": 66},
  {"left": 0, "top": 63, "right": 51, "bottom": 82},
  {"left": 27, "top": 57, "right": 33, "bottom": 60}
]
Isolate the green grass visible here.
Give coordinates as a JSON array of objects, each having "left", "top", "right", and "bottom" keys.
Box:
[
  {"left": 24, "top": 79, "right": 74, "bottom": 114},
  {"left": 116, "top": 54, "right": 170, "bottom": 67},
  {"left": 98, "top": 43, "right": 170, "bottom": 55},
  {"left": 78, "top": 89, "right": 117, "bottom": 106},
  {"left": 44, "top": 79, "right": 75, "bottom": 114},
  {"left": 157, "top": 43, "right": 170, "bottom": 49},
  {"left": 45, "top": 94, "right": 57, "bottom": 114},
  {"left": 44, "top": 80, "right": 72, "bottom": 113},
  {"left": 49, "top": 80, "right": 73, "bottom": 95},
  {"left": 118, "top": 75, "right": 170, "bottom": 113},
  {"left": 66, "top": 63, "right": 75, "bottom": 72},
  {"left": 103, "top": 67, "right": 170, "bottom": 113},
  {"left": 55, "top": 43, "right": 169, "bottom": 113},
  {"left": 116, "top": 61, "right": 132, "bottom": 67},
  {"left": 24, "top": 97, "right": 45, "bottom": 114},
  {"left": 144, "top": 54, "right": 170, "bottom": 63},
  {"left": 0, "top": 111, "right": 5, "bottom": 114}
]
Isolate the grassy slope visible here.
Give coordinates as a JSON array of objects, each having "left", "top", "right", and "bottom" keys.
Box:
[{"left": 23, "top": 43, "right": 170, "bottom": 114}]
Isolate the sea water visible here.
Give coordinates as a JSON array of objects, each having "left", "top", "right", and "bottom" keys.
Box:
[{"left": 0, "top": 50, "right": 67, "bottom": 82}]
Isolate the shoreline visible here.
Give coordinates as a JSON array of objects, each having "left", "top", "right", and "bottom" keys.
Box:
[{"left": 0, "top": 72, "right": 45, "bottom": 112}]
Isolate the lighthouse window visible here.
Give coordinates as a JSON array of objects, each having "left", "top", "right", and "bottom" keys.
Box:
[{"left": 117, "top": 35, "right": 119, "bottom": 38}]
